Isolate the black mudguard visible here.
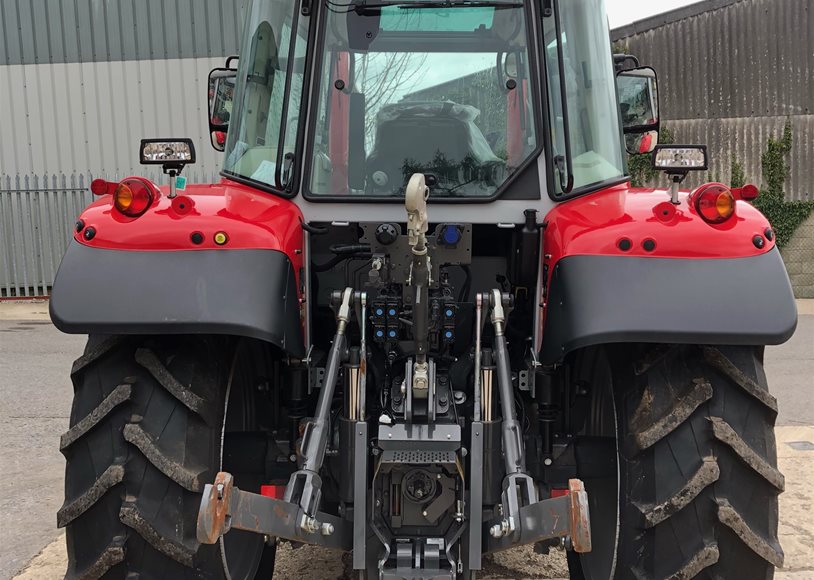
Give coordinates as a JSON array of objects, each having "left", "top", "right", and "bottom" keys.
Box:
[
  {"left": 50, "top": 241, "right": 305, "bottom": 357},
  {"left": 540, "top": 248, "right": 797, "bottom": 364}
]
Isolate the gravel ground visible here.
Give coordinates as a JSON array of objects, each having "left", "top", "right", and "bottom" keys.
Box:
[
  {"left": 13, "top": 538, "right": 570, "bottom": 579},
  {"left": 273, "top": 542, "right": 569, "bottom": 579}
]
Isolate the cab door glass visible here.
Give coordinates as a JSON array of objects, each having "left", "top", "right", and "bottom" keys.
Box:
[
  {"left": 543, "top": 0, "right": 625, "bottom": 194},
  {"left": 223, "top": 0, "right": 309, "bottom": 191}
]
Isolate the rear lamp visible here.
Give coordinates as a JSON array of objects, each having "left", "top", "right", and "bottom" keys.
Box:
[
  {"left": 114, "top": 178, "right": 154, "bottom": 217},
  {"left": 694, "top": 184, "right": 735, "bottom": 224}
]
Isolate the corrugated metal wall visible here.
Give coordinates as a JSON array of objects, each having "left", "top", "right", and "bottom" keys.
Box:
[
  {"left": 613, "top": 0, "right": 813, "bottom": 201},
  {"left": 0, "top": 0, "right": 245, "bottom": 182},
  {"left": 0, "top": 175, "right": 93, "bottom": 297},
  {"left": 0, "top": 0, "right": 245, "bottom": 295}
]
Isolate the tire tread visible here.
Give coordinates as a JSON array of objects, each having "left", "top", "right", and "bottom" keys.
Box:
[
  {"left": 122, "top": 423, "right": 206, "bottom": 492},
  {"left": 57, "top": 464, "right": 125, "bottom": 528},
  {"left": 608, "top": 345, "right": 783, "bottom": 579},
  {"left": 60, "top": 383, "right": 133, "bottom": 452}
]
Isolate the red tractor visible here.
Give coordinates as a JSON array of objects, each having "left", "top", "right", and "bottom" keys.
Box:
[{"left": 51, "top": 1, "right": 796, "bottom": 578}]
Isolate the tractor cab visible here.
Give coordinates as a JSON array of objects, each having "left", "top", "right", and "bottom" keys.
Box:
[{"left": 208, "top": 0, "right": 655, "bottom": 212}]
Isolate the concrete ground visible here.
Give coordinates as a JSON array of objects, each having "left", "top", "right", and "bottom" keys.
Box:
[{"left": 1, "top": 301, "right": 812, "bottom": 579}]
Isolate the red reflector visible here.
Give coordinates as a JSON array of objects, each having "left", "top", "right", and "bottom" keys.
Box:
[
  {"left": 90, "top": 179, "right": 115, "bottom": 196},
  {"left": 114, "top": 178, "right": 154, "bottom": 217},
  {"left": 260, "top": 485, "right": 286, "bottom": 499},
  {"left": 550, "top": 488, "right": 570, "bottom": 498},
  {"left": 736, "top": 183, "right": 760, "bottom": 201}
]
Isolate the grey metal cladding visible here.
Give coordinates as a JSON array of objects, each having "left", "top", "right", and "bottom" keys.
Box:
[
  {"left": 0, "top": 0, "right": 245, "bottom": 65},
  {"left": 611, "top": 0, "right": 812, "bottom": 121},
  {"left": 611, "top": 0, "right": 813, "bottom": 201}
]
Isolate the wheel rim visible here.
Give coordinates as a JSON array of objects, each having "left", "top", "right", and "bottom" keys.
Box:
[
  {"left": 575, "top": 348, "right": 620, "bottom": 580},
  {"left": 219, "top": 340, "right": 271, "bottom": 580}
]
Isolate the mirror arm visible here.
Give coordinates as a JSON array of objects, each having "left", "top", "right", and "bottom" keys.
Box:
[{"left": 613, "top": 53, "right": 640, "bottom": 73}]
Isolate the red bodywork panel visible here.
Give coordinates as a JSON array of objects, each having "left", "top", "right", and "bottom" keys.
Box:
[
  {"left": 543, "top": 181, "right": 774, "bottom": 265},
  {"left": 539, "top": 181, "right": 775, "bottom": 343},
  {"left": 76, "top": 176, "right": 775, "bottom": 345},
  {"left": 75, "top": 179, "right": 305, "bottom": 277}
]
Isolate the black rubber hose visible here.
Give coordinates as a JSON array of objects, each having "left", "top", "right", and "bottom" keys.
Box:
[
  {"left": 459, "top": 264, "right": 472, "bottom": 303},
  {"left": 330, "top": 243, "right": 371, "bottom": 255},
  {"left": 300, "top": 220, "right": 328, "bottom": 235},
  {"left": 312, "top": 252, "right": 372, "bottom": 272}
]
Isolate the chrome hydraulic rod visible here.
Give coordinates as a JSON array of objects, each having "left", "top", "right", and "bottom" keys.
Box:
[{"left": 474, "top": 293, "right": 483, "bottom": 421}]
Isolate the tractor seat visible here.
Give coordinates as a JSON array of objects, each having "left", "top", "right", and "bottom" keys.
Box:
[{"left": 366, "top": 101, "right": 503, "bottom": 194}]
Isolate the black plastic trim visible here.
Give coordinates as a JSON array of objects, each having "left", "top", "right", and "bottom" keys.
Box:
[
  {"left": 50, "top": 241, "right": 305, "bottom": 357},
  {"left": 540, "top": 249, "right": 798, "bottom": 363}
]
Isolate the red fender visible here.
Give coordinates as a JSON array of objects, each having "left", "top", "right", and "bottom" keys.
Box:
[{"left": 74, "top": 179, "right": 304, "bottom": 282}]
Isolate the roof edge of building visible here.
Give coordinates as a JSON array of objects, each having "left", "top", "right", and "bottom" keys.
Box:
[{"left": 611, "top": 0, "right": 745, "bottom": 40}]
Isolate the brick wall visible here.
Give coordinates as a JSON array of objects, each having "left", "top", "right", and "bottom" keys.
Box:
[{"left": 782, "top": 214, "right": 814, "bottom": 299}]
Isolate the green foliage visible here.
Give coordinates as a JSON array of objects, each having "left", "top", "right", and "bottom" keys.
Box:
[
  {"left": 761, "top": 120, "right": 793, "bottom": 197},
  {"left": 748, "top": 120, "right": 814, "bottom": 248},
  {"left": 755, "top": 196, "right": 814, "bottom": 249},
  {"left": 612, "top": 41, "right": 629, "bottom": 55},
  {"left": 730, "top": 155, "right": 746, "bottom": 188},
  {"left": 628, "top": 127, "right": 674, "bottom": 187}
]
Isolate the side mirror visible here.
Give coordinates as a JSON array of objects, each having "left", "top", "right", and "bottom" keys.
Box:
[
  {"left": 616, "top": 66, "right": 660, "bottom": 154},
  {"left": 208, "top": 65, "right": 237, "bottom": 152},
  {"left": 625, "top": 131, "right": 659, "bottom": 155}
]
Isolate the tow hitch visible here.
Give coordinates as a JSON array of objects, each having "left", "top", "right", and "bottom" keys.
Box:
[
  {"left": 197, "top": 471, "right": 353, "bottom": 551},
  {"left": 197, "top": 472, "right": 590, "bottom": 559}
]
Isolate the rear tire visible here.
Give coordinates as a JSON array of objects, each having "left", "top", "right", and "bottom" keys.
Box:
[
  {"left": 572, "top": 345, "right": 783, "bottom": 579},
  {"left": 58, "top": 335, "right": 277, "bottom": 579}
]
